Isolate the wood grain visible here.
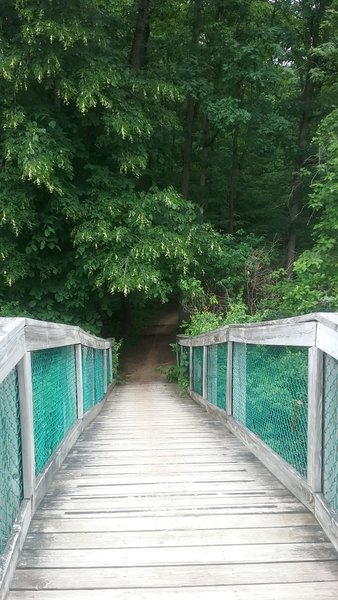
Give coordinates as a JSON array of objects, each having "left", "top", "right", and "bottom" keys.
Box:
[{"left": 9, "top": 382, "right": 338, "bottom": 599}]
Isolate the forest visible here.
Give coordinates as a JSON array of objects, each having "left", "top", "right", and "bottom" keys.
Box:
[{"left": 0, "top": 0, "right": 337, "bottom": 336}]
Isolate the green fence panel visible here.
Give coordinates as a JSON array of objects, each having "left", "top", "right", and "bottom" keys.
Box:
[
  {"left": 323, "top": 353, "right": 338, "bottom": 515},
  {"left": 192, "top": 346, "right": 203, "bottom": 396},
  {"left": 232, "top": 343, "right": 308, "bottom": 477},
  {"left": 82, "top": 346, "right": 95, "bottom": 412},
  {"left": 0, "top": 368, "right": 23, "bottom": 553},
  {"left": 106, "top": 349, "right": 112, "bottom": 385},
  {"left": 217, "top": 343, "right": 227, "bottom": 409},
  {"left": 32, "top": 346, "right": 77, "bottom": 475},
  {"left": 207, "top": 345, "right": 217, "bottom": 405},
  {"left": 94, "top": 349, "right": 105, "bottom": 404}
]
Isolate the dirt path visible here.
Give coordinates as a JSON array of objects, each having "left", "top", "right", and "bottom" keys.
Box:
[{"left": 120, "top": 307, "right": 179, "bottom": 383}]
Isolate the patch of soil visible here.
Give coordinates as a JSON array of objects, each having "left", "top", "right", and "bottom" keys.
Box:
[{"left": 120, "top": 307, "right": 179, "bottom": 383}]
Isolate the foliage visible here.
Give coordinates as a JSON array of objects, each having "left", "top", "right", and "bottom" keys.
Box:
[
  {"left": 0, "top": 0, "right": 337, "bottom": 332},
  {"left": 163, "top": 343, "right": 189, "bottom": 393}
]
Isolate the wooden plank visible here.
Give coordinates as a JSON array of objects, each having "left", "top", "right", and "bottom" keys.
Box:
[
  {"left": 0, "top": 329, "right": 25, "bottom": 384},
  {"left": 10, "top": 561, "right": 338, "bottom": 590},
  {"left": 229, "top": 321, "right": 316, "bottom": 346},
  {"left": 317, "top": 323, "right": 338, "bottom": 360},
  {"left": 17, "top": 352, "right": 35, "bottom": 499},
  {"left": 7, "top": 582, "right": 338, "bottom": 600},
  {"left": 226, "top": 341, "right": 233, "bottom": 415},
  {"left": 46, "top": 473, "right": 293, "bottom": 492},
  {"left": 177, "top": 313, "right": 330, "bottom": 347},
  {"left": 18, "top": 542, "right": 337, "bottom": 568},
  {"left": 24, "top": 318, "right": 112, "bottom": 351},
  {"left": 23, "top": 525, "right": 329, "bottom": 550},
  {"left": 29, "top": 512, "right": 317, "bottom": 533},
  {"left": 8, "top": 380, "right": 338, "bottom": 599},
  {"left": 38, "top": 495, "right": 301, "bottom": 513}
]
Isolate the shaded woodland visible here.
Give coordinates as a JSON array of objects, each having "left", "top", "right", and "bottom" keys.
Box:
[{"left": 0, "top": 0, "right": 337, "bottom": 335}]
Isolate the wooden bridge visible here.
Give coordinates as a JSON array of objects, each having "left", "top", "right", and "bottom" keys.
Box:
[{"left": 0, "top": 315, "right": 338, "bottom": 599}]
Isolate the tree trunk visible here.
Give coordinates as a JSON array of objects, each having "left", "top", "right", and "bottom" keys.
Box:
[
  {"left": 181, "top": 0, "right": 202, "bottom": 199},
  {"left": 129, "top": 0, "right": 151, "bottom": 70},
  {"left": 286, "top": 0, "right": 327, "bottom": 275}
]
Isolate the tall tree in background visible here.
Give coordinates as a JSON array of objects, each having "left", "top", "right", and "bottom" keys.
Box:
[{"left": 0, "top": 0, "right": 337, "bottom": 330}]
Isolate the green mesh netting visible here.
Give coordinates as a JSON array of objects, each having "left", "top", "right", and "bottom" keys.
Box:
[
  {"left": 82, "top": 346, "right": 95, "bottom": 412},
  {"left": 192, "top": 346, "right": 203, "bottom": 396},
  {"left": 106, "top": 349, "right": 112, "bottom": 385},
  {"left": 207, "top": 344, "right": 227, "bottom": 409},
  {"left": 232, "top": 343, "right": 308, "bottom": 477},
  {"left": 0, "top": 368, "right": 23, "bottom": 553},
  {"left": 323, "top": 353, "right": 338, "bottom": 515},
  {"left": 32, "top": 346, "right": 77, "bottom": 475},
  {"left": 82, "top": 347, "right": 105, "bottom": 412},
  {"left": 94, "top": 349, "right": 105, "bottom": 404},
  {"left": 207, "top": 345, "right": 217, "bottom": 404}
]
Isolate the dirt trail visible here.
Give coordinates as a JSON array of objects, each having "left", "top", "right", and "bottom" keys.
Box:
[{"left": 120, "top": 307, "right": 179, "bottom": 383}]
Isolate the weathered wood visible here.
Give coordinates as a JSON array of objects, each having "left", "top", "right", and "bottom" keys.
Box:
[
  {"left": 24, "top": 318, "right": 112, "bottom": 351},
  {"left": 7, "top": 582, "right": 338, "bottom": 600},
  {"left": 0, "top": 329, "right": 25, "bottom": 384},
  {"left": 317, "top": 323, "right": 338, "bottom": 361},
  {"left": 18, "top": 542, "right": 337, "bottom": 568},
  {"left": 177, "top": 312, "right": 338, "bottom": 348},
  {"left": 17, "top": 352, "right": 35, "bottom": 499},
  {"left": 8, "top": 382, "right": 338, "bottom": 599},
  {"left": 29, "top": 511, "right": 317, "bottom": 533},
  {"left": 226, "top": 341, "right": 233, "bottom": 415},
  {"left": 307, "top": 347, "right": 323, "bottom": 492},
  {"left": 23, "top": 524, "right": 328, "bottom": 550},
  {"left": 228, "top": 321, "right": 316, "bottom": 346},
  {"left": 10, "top": 561, "right": 338, "bottom": 590}
]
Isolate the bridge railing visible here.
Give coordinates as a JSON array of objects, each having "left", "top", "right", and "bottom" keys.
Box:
[
  {"left": 0, "top": 318, "right": 115, "bottom": 598},
  {"left": 177, "top": 312, "right": 338, "bottom": 550}
]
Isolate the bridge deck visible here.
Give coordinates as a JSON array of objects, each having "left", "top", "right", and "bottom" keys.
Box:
[{"left": 9, "top": 383, "right": 338, "bottom": 599}]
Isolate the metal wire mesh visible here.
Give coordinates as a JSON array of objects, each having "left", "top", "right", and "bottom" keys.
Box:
[
  {"left": 106, "top": 349, "right": 112, "bottom": 385},
  {"left": 322, "top": 353, "right": 338, "bottom": 515},
  {"left": 82, "top": 347, "right": 105, "bottom": 411},
  {"left": 192, "top": 346, "right": 203, "bottom": 396},
  {"left": 207, "top": 344, "right": 227, "bottom": 409},
  {"left": 0, "top": 368, "right": 23, "bottom": 553},
  {"left": 32, "top": 346, "right": 77, "bottom": 475},
  {"left": 207, "top": 345, "right": 217, "bottom": 405},
  {"left": 94, "top": 349, "right": 105, "bottom": 404},
  {"left": 82, "top": 346, "right": 95, "bottom": 412},
  {"left": 232, "top": 343, "right": 308, "bottom": 477}
]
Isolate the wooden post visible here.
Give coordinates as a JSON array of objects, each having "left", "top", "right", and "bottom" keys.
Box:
[
  {"left": 189, "top": 345, "right": 193, "bottom": 391},
  {"left": 226, "top": 342, "right": 233, "bottom": 416},
  {"left": 109, "top": 346, "right": 113, "bottom": 382},
  {"left": 103, "top": 349, "right": 108, "bottom": 393},
  {"left": 75, "top": 344, "right": 84, "bottom": 420},
  {"left": 202, "top": 346, "right": 208, "bottom": 400},
  {"left": 17, "top": 352, "right": 35, "bottom": 500},
  {"left": 307, "top": 346, "right": 323, "bottom": 492}
]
